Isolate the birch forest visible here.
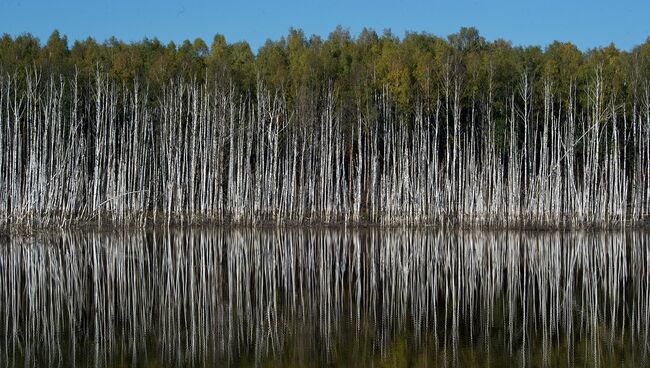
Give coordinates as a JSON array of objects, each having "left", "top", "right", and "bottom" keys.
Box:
[{"left": 1, "top": 27, "right": 650, "bottom": 229}]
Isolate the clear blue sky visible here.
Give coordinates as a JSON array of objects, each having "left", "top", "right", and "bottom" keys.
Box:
[{"left": 1, "top": 0, "right": 648, "bottom": 52}]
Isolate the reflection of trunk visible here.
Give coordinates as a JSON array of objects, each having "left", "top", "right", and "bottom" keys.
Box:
[
  {"left": 2, "top": 228, "right": 649, "bottom": 366},
  {"left": 0, "top": 69, "right": 647, "bottom": 229}
]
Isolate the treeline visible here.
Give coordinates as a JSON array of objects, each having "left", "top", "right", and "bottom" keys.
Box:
[
  {"left": 0, "top": 27, "right": 649, "bottom": 229},
  {"left": 3, "top": 27, "right": 650, "bottom": 115}
]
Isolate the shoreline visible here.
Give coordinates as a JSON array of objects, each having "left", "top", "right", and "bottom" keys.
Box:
[{"left": 2, "top": 215, "right": 650, "bottom": 237}]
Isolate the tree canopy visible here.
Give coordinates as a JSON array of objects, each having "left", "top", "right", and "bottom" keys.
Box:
[{"left": 1, "top": 27, "right": 649, "bottom": 129}]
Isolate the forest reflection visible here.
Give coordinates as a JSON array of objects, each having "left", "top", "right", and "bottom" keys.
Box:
[{"left": 1, "top": 228, "right": 649, "bottom": 367}]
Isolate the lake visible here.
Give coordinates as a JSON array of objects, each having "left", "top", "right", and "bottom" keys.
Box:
[{"left": 1, "top": 228, "right": 649, "bottom": 367}]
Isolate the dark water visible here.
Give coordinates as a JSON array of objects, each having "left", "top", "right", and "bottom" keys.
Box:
[{"left": 1, "top": 228, "right": 649, "bottom": 367}]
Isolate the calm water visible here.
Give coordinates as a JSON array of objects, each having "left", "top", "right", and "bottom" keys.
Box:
[{"left": 1, "top": 228, "right": 649, "bottom": 367}]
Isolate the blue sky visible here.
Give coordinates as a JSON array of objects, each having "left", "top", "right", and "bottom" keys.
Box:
[{"left": 0, "top": 0, "right": 648, "bottom": 52}]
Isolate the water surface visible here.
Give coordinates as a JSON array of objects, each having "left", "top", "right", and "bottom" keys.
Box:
[{"left": 1, "top": 228, "right": 649, "bottom": 367}]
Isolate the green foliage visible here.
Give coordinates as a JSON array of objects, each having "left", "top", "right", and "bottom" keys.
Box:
[
  {"left": 40, "top": 30, "right": 70, "bottom": 75},
  {"left": 256, "top": 38, "right": 289, "bottom": 92},
  {"left": 0, "top": 27, "right": 646, "bottom": 130}
]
